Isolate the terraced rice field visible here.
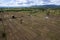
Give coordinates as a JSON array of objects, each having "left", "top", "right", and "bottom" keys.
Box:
[{"left": 0, "top": 10, "right": 60, "bottom": 40}]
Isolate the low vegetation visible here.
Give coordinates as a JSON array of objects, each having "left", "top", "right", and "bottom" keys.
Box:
[{"left": 0, "top": 8, "right": 60, "bottom": 40}]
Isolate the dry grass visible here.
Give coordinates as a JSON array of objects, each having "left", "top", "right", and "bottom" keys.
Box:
[{"left": 0, "top": 9, "right": 60, "bottom": 40}]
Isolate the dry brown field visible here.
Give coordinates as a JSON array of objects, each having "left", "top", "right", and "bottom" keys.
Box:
[{"left": 0, "top": 8, "right": 60, "bottom": 40}]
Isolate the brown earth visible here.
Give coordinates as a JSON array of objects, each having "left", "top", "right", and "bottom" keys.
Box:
[{"left": 0, "top": 11, "right": 60, "bottom": 40}]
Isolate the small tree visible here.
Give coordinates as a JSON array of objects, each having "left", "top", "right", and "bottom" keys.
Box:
[
  {"left": 46, "top": 12, "right": 50, "bottom": 16},
  {"left": 20, "top": 19, "right": 23, "bottom": 24},
  {"left": 0, "top": 18, "right": 2, "bottom": 21},
  {"left": 12, "top": 16, "right": 16, "bottom": 19},
  {"left": 2, "top": 32, "right": 6, "bottom": 38}
]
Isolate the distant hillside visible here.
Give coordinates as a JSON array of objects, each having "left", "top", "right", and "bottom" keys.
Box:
[
  {"left": 0, "top": 5, "right": 60, "bottom": 9},
  {"left": 30, "top": 5, "right": 60, "bottom": 9}
]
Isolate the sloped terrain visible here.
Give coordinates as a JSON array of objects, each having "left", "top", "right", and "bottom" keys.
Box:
[{"left": 0, "top": 9, "right": 60, "bottom": 40}]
